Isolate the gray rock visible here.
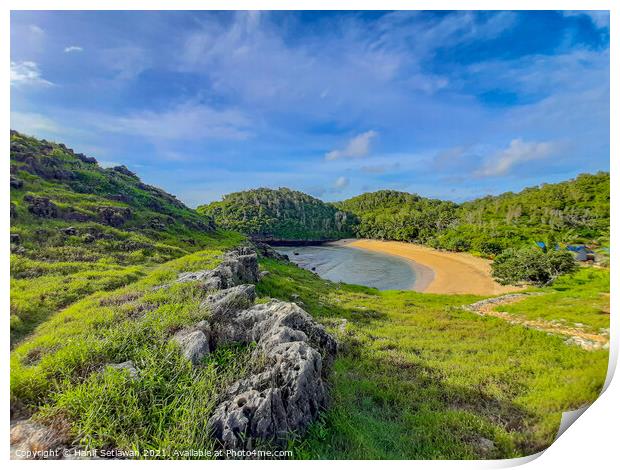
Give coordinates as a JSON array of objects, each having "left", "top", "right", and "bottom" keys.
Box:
[
  {"left": 208, "top": 301, "right": 336, "bottom": 449},
  {"left": 476, "top": 437, "right": 495, "bottom": 454},
  {"left": 10, "top": 233, "right": 20, "bottom": 244},
  {"left": 172, "top": 328, "right": 210, "bottom": 365},
  {"left": 107, "top": 360, "right": 139, "bottom": 380},
  {"left": 177, "top": 247, "right": 259, "bottom": 291},
  {"left": 202, "top": 284, "right": 256, "bottom": 321}
]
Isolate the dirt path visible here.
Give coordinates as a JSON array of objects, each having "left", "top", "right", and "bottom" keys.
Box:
[
  {"left": 465, "top": 294, "right": 609, "bottom": 351},
  {"left": 345, "top": 239, "right": 522, "bottom": 295}
]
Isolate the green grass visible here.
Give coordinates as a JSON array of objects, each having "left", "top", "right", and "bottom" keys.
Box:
[
  {"left": 11, "top": 234, "right": 249, "bottom": 456},
  {"left": 256, "top": 259, "right": 609, "bottom": 459},
  {"left": 499, "top": 268, "right": 610, "bottom": 333}
]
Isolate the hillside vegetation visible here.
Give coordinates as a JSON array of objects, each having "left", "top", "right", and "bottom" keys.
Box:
[
  {"left": 338, "top": 173, "right": 609, "bottom": 256},
  {"left": 199, "top": 173, "right": 609, "bottom": 257},
  {"left": 9, "top": 131, "right": 226, "bottom": 341},
  {"left": 197, "top": 187, "right": 356, "bottom": 242}
]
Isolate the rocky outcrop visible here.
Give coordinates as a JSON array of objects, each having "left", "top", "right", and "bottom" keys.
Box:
[
  {"left": 24, "top": 195, "right": 59, "bottom": 218},
  {"left": 166, "top": 246, "right": 336, "bottom": 451},
  {"left": 207, "top": 301, "right": 337, "bottom": 450},
  {"left": 252, "top": 241, "right": 289, "bottom": 261},
  {"left": 177, "top": 247, "right": 260, "bottom": 290},
  {"left": 202, "top": 284, "right": 256, "bottom": 321},
  {"left": 97, "top": 206, "right": 132, "bottom": 227}
]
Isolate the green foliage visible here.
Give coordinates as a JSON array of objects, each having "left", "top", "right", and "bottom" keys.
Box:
[
  {"left": 336, "top": 190, "right": 458, "bottom": 242},
  {"left": 491, "top": 248, "right": 577, "bottom": 286},
  {"left": 336, "top": 173, "right": 609, "bottom": 256},
  {"left": 197, "top": 187, "right": 356, "bottom": 241}
]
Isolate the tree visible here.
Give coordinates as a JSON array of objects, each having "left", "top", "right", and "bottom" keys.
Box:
[{"left": 491, "top": 247, "right": 577, "bottom": 286}]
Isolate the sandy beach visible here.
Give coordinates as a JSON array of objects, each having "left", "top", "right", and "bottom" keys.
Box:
[{"left": 344, "top": 239, "right": 522, "bottom": 296}]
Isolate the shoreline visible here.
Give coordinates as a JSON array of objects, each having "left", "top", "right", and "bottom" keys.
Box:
[
  {"left": 326, "top": 239, "right": 434, "bottom": 292},
  {"left": 337, "top": 239, "right": 522, "bottom": 296}
]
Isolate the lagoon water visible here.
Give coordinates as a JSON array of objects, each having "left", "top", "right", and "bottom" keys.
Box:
[{"left": 276, "top": 244, "right": 416, "bottom": 291}]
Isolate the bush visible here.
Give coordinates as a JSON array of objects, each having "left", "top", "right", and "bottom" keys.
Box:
[{"left": 491, "top": 247, "right": 577, "bottom": 286}]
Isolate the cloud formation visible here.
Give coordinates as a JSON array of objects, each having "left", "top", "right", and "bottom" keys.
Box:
[
  {"left": 476, "top": 139, "right": 559, "bottom": 177},
  {"left": 325, "top": 131, "right": 378, "bottom": 161},
  {"left": 64, "top": 46, "right": 83, "bottom": 53},
  {"left": 92, "top": 102, "right": 252, "bottom": 141},
  {"left": 10, "top": 61, "right": 53, "bottom": 86},
  {"left": 334, "top": 176, "right": 350, "bottom": 189}
]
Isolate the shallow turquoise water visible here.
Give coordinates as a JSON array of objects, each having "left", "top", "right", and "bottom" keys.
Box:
[{"left": 276, "top": 244, "right": 416, "bottom": 291}]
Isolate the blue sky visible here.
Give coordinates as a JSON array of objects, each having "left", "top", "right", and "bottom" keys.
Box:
[{"left": 10, "top": 10, "right": 610, "bottom": 206}]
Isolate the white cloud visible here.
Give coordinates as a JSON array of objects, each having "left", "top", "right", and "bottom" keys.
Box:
[
  {"left": 334, "top": 176, "right": 349, "bottom": 189},
  {"left": 11, "top": 111, "right": 61, "bottom": 134},
  {"left": 92, "top": 102, "right": 252, "bottom": 141},
  {"left": 29, "top": 25, "right": 44, "bottom": 35},
  {"left": 100, "top": 46, "right": 150, "bottom": 80},
  {"left": 325, "top": 131, "right": 378, "bottom": 161},
  {"left": 476, "top": 139, "right": 559, "bottom": 177},
  {"left": 64, "top": 46, "right": 84, "bottom": 53},
  {"left": 564, "top": 11, "right": 609, "bottom": 29},
  {"left": 10, "top": 61, "right": 53, "bottom": 87}
]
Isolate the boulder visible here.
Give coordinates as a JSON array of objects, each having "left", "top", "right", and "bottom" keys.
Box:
[
  {"left": 107, "top": 361, "right": 139, "bottom": 380},
  {"left": 10, "top": 233, "right": 21, "bottom": 244},
  {"left": 110, "top": 165, "right": 138, "bottom": 179},
  {"left": 23, "top": 195, "right": 58, "bottom": 218},
  {"left": 75, "top": 153, "right": 97, "bottom": 164},
  {"left": 252, "top": 241, "right": 289, "bottom": 261},
  {"left": 97, "top": 206, "right": 131, "bottom": 227},
  {"left": 172, "top": 327, "right": 211, "bottom": 365}
]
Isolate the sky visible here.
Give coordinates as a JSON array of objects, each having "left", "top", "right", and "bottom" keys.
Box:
[{"left": 10, "top": 10, "right": 610, "bottom": 207}]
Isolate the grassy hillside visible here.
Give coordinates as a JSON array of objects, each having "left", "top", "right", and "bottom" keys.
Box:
[
  {"left": 197, "top": 187, "right": 356, "bottom": 242},
  {"left": 9, "top": 131, "right": 226, "bottom": 341},
  {"left": 256, "top": 260, "right": 609, "bottom": 459}
]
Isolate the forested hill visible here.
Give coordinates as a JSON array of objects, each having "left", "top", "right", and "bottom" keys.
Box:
[
  {"left": 10, "top": 131, "right": 225, "bottom": 340},
  {"left": 338, "top": 172, "right": 610, "bottom": 256},
  {"left": 197, "top": 187, "right": 356, "bottom": 243},
  {"left": 336, "top": 190, "right": 458, "bottom": 242}
]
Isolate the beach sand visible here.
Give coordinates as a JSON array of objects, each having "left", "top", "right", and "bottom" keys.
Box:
[{"left": 344, "top": 239, "right": 522, "bottom": 296}]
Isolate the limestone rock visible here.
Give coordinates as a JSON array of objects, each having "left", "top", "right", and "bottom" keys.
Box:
[
  {"left": 107, "top": 360, "right": 139, "bottom": 380},
  {"left": 172, "top": 328, "right": 210, "bottom": 365},
  {"left": 202, "top": 284, "right": 256, "bottom": 322},
  {"left": 23, "top": 195, "right": 58, "bottom": 218},
  {"left": 177, "top": 247, "right": 259, "bottom": 291},
  {"left": 208, "top": 301, "right": 337, "bottom": 449}
]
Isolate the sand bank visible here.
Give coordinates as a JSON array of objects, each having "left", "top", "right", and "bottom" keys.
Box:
[{"left": 341, "top": 239, "right": 522, "bottom": 295}]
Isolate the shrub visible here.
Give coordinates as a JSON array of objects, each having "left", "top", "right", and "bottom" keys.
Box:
[{"left": 491, "top": 247, "right": 577, "bottom": 286}]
